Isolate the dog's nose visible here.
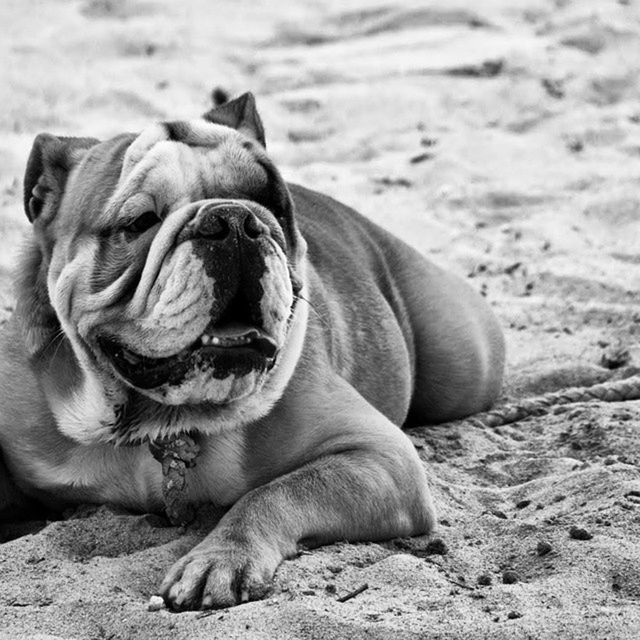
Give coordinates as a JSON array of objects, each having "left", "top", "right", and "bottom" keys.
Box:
[
  {"left": 194, "top": 204, "right": 267, "bottom": 241},
  {"left": 198, "top": 212, "right": 230, "bottom": 240},
  {"left": 243, "top": 211, "right": 266, "bottom": 239}
]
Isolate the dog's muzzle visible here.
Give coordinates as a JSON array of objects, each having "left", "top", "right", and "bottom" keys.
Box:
[{"left": 98, "top": 200, "right": 288, "bottom": 392}]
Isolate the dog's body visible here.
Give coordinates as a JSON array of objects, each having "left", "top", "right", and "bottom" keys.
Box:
[{"left": 0, "top": 94, "right": 504, "bottom": 610}]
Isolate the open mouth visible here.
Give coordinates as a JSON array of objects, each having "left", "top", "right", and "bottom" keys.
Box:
[{"left": 98, "top": 322, "right": 279, "bottom": 390}]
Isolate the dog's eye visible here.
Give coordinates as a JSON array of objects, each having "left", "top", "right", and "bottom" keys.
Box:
[{"left": 124, "top": 211, "right": 161, "bottom": 234}]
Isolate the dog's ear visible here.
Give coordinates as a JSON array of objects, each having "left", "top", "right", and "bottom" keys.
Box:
[
  {"left": 202, "top": 92, "right": 266, "bottom": 148},
  {"left": 18, "top": 134, "right": 98, "bottom": 356},
  {"left": 14, "top": 240, "right": 60, "bottom": 357},
  {"left": 24, "top": 134, "right": 99, "bottom": 224}
]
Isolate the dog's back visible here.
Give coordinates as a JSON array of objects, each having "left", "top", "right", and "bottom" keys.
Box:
[{"left": 291, "top": 183, "right": 505, "bottom": 426}]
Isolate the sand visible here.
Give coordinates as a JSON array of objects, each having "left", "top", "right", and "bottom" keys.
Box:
[{"left": 1, "top": 0, "right": 639, "bottom": 638}]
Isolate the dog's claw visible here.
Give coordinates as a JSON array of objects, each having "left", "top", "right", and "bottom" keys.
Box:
[{"left": 161, "top": 536, "right": 279, "bottom": 611}]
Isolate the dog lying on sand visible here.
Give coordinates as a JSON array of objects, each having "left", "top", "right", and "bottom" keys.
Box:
[{"left": 0, "top": 92, "right": 504, "bottom": 610}]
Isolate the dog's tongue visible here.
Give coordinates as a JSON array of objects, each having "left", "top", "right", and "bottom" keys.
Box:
[
  {"left": 206, "top": 322, "right": 262, "bottom": 339},
  {"left": 201, "top": 322, "right": 278, "bottom": 357}
]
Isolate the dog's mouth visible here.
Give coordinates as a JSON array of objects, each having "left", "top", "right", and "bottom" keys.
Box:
[{"left": 98, "top": 321, "right": 279, "bottom": 391}]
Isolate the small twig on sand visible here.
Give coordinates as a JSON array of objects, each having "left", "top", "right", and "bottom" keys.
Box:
[
  {"left": 8, "top": 598, "right": 53, "bottom": 607},
  {"left": 337, "top": 583, "right": 369, "bottom": 603},
  {"left": 446, "top": 578, "right": 475, "bottom": 591},
  {"left": 196, "top": 607, "right": 229, "bottom": 620},
  {"left": 423, "top": 557, "right": 475, "bottom": 591}
]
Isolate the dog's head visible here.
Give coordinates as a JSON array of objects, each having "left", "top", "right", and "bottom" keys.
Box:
[{"left": 18, "top": 93, "right": 308, "bottom": 444}]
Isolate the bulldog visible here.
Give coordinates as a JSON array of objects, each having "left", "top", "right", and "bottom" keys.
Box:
[{"left": 0, "top": 93, "right": 504, "bottom": 610}]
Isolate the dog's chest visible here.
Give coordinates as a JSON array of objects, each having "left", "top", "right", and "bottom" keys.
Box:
[{"left": 23, "top": 431, "right": 248, "bottom": 512}]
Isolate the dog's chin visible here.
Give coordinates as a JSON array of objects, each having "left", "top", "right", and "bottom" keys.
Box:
[{"left": 96, "top": 323, "right": 279, "bottom": 406}]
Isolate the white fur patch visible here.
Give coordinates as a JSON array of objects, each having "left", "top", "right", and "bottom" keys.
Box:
[
  {"left": 48, "top": 367, "right": 120, "bottom": 445},
  {"left": 156, "top": 372, "right": 243, "bottom": 406},
  {"left": 116, "top": 120, "right": 259, "bottom": 215},
  {"left": 24, "top": 424, "right": 248, "bottom": 510},
  {"left": 47, "top": 241, "right": 129, "bottom": 443},
  {"left": 260, "top": 243, "right": 295, "bottom": 345},
  {"left": 120, "top": 124, "right": 169, "bottom": 180},
  {"left": 128, "top": 200, "right": 203, "bottom": 317},
  {"left": 115, "top": 246, "right": 216, "bottom": 358}
]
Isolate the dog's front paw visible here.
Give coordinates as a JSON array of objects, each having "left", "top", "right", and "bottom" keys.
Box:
[{"left": 160, "top": 534, "right": 281, "bottom": 611}]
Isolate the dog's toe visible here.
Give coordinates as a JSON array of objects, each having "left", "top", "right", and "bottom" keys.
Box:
[{"left": 160, "top": 538, "right": 277, "bottom": 611}]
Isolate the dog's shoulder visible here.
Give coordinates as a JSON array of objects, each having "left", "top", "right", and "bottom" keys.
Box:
[
  {"left": 291, "top": 183, "right": 395, "bottom": 251},
  {"left": 290, "top": 183, "right": 425, "bottom": 285}
]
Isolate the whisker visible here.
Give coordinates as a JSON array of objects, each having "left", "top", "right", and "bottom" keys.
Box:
[
  {"left": 38, "top": 326, "right": 67, "bottom": 359},
  {"left": 50, "top": 331, "right": 68, "bottom": 361},
  {"left": 294, "top": 293, "right": 330, "bottom": 330}
]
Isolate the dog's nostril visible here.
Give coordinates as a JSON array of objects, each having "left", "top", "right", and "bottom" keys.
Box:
[
  {"left": 243, "top": 212, "right": 266, "bottom": 239},
  {"left": 199, "top": 214, "right": 230, "bottom": 240}
]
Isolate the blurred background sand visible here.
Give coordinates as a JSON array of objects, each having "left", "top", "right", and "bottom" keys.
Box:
[{"left": 1, "top": 1, "right": 640, "bottom": 638}]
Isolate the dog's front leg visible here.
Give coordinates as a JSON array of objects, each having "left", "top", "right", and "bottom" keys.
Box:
[{"left": 161, "top": 398, "right": 435, "bottom": 611}]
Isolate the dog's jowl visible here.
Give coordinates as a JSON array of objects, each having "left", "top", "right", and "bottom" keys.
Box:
[{"left": 0, "top": 92, "right": 505, "bottom": 610}]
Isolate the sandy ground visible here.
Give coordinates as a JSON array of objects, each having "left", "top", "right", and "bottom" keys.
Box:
[{"left": 1, "top": 0, "right": 640, "bottom": 638}]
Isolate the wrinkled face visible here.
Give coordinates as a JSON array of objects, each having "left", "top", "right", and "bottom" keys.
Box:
[{"left": 32, "top": 119, "right": 307, "bottom": 443}]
